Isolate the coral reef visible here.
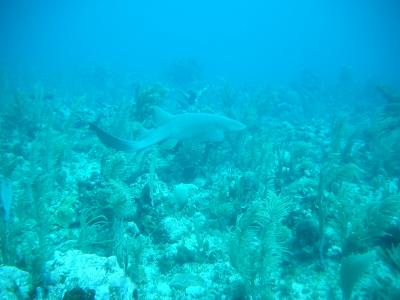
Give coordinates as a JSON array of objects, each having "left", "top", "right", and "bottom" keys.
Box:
[
  {"left": 44, "top": 250, "right": 136, "bottom": 300},
  {"left": 0, "top": 69, "right": 399, "bottom": 299},
  {"left": 0, "top": 266, "right": 33, "bottom": 299}
]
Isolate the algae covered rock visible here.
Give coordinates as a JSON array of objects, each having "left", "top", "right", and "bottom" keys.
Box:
[
  {"left": 159, "top": 216, "right": 191, "bottom": 242},
  {"left": 44, "top": 250, "right": 136, "bottom": 300},
  {"left": 0, "top": 265, "right": 33, "bottom": 300},
  {"left": 170, "top": 183, "right": 198, "bottom": 209},
  {"left": 169, "top": 272, "right": 206, "bottom": 290}
]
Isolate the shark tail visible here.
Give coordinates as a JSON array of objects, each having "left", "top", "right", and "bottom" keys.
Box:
[{"left": 89, "top": 123, "right": 139, "bottom": 152}]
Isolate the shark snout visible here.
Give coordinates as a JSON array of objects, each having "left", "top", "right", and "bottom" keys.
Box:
[{"left": 228, "top": 120, "right": 246, "bottom": 131}]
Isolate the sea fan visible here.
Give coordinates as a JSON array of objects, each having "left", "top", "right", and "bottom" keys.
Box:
[{"left": 340, "top": 251, "right": 375, "bottom": 300}]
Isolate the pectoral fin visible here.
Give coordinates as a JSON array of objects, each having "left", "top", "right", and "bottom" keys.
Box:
[{"left": 160, "top": 139, "right": 179, "bottom": 150}]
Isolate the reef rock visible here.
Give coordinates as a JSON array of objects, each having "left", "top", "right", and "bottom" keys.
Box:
[
  {"left": 0, "top": 265, "right": 33, "bottom": 300},
  {"left": 44, "top": 250, "right": 136, "bottom": 300}
]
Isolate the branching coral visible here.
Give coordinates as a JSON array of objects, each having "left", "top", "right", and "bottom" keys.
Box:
[
  {"left": 229, "top": 190, "right": 291, "bottom": 296},
  {"left": 132, "top": 84, "right": 166, "bottom": 124},
  {"left": 77, "top": 208, "right": 110, "bottom": 253},
  {"left": 384, "top": 243, "right": 400, "bottom": 273}
]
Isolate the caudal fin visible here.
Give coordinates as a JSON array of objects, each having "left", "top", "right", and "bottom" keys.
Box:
[{"left": 89, "top": 123, "right": 137, "bottom": 152}]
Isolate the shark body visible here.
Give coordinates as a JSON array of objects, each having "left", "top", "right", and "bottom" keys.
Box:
[{"left": 90, "top": 107, "right": 246, "bottom": 152}]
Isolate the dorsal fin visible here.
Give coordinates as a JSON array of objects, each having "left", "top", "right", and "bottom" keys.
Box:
[{"left": 152, "top": 106, "right": 174, "bottom": 125}]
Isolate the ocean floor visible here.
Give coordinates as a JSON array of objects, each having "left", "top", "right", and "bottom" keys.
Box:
[{"left": 0, "top": 70, "right": 400, "bottom": 299}]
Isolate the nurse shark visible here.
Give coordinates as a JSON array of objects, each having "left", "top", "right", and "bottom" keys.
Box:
[{"left": 89, "top": 106, "right": 246, "bottom": 152}]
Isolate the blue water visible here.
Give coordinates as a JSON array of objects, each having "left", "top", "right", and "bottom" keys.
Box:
[{"left": 1, "top": 0, "right": 400, "bottom": 84}]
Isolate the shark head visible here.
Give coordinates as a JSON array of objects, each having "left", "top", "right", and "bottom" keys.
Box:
[{"left": 216, "top": 115, "right": 246, "bottom": 132}]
